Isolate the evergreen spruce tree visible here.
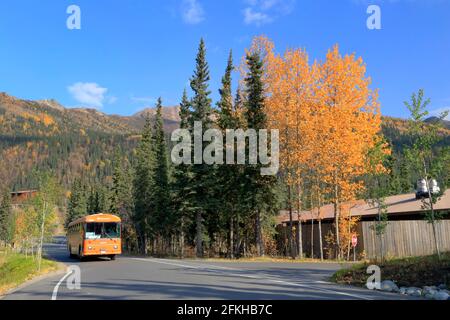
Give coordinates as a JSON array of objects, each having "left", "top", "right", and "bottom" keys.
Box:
[
  {"left": 87, "top": 185, "right": 103, "bottom": 214},
  {"left": 133, "top": 114, "right": 155, "bottom": 254},
  {"left": 109, "top": 149, "right": 125, "bottom": 216},
  {"left": 398, "top": 157, "right": 413, "bottom": 193},
  {"left": 215, "top": 51, "right": 244, "bottom": 258},
  {"left": 171, "top": 89, "right": 193, "bottom": 258},
  {"left": 217, "top": 51, "right": 235, "bottom": 129},
  {"left": 66, "top": 178, "right": 87, "bottom": 227},
  {"left": 242, "top": 52, "right": 278, "bottom": 257},
  {"left": 189, "top": 38, "right": 214, "bottom": 257},
  {"left": 152, "top": 97, "right": 170, "bottom": 237},
  {"left": 110, "top": 149, "right": 133, "bottom": 216},
  {"left": 109, "top": 149, "right": 135, "bottom": 250}
]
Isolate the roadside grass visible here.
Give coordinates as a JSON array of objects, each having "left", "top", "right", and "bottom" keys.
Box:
[
  {"left": 331, "top": 252, "right": 450, "bottom": 288},
  {"left": 0, "top": 249, "right": 60, "bottom": 296}
]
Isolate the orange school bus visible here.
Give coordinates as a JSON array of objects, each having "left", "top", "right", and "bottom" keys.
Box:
[{"left": 67, "top": 213, "right": 122, "bottom": 260}]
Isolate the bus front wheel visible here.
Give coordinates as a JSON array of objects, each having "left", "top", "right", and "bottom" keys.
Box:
[
  {"left": 69, "top": 246, "right": 75, "bottom": 259},
  {"left": 78, "top": 246, "right": 84, "bottom": 261},
  {"left": 110, "top": 255, "right": 116, "bottom": 261}
]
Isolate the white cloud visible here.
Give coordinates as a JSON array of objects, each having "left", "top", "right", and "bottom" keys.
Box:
[
  {"left": 182, "top": 0, "right": 205, "bottom": 25},
  {"left": 243, "top": 8, "right": 273, "bottom": 26},
  {"left": 260, "top": 0, "right": 291, "bottom": 11},
  {"left": 243, "top": 0, "right": 295, "bottom": 26},
  {"left": 68, "top": 82, "right": 108, "bottom": 109}
]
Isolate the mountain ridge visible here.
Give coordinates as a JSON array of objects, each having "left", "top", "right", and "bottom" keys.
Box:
[
  {"left": 1, "top": 92, "right": 449, "bottom": 137},
  {"left": 0, "top": 92, "right": 180, "bottom": 135}
]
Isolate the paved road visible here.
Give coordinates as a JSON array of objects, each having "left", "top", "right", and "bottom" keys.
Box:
[{"left": 4, "top": 237, "right": 411, "bottom": 300}]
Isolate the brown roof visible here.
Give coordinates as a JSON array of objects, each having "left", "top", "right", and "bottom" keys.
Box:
[
  {"left": 278, "top": 189, "right": 450, "bottom": 224},
  {"left": 11, "top": 190, "right": 38, "bottom": 195}
]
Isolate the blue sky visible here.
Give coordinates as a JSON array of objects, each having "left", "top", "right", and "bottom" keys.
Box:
[{"left": 0, "top": 0, "right": 449, "bottom": 119}]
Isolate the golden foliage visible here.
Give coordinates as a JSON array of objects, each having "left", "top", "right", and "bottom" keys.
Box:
[{"left": 251, "top": 36, "right": 389, "bottom": 256}]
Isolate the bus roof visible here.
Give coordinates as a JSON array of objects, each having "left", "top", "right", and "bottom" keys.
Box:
[{"left": 68, "top": 213, "right": 121, "bottom": 227}]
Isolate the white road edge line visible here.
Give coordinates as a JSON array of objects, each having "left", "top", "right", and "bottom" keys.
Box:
[
  {"left": 130, "top": 258, "right": 372, "bottom": 300},
  {"left": 51, "top": 269, "right": 73, "bottom": 301}
]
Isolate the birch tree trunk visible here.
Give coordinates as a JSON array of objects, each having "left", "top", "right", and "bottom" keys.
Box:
[
  {"left": 255, "top": 209, "right": 264, "bottom": 256},
  {"left": 229, "top": 216, "right": 234, "bottom": 259},
  {"left": 296, "top": 186, "right": 303, "bottom": 259},
  {"left": 235, "top": 214, "right": 240, "bottom": 258},
  {"left": 196, "top": 212, "right": 203, "bottom": 258},
  {"left": 334, "top": 171, "right": 341, "bottom": 259},
  {"left": 287, "top": 185, "right": 295, "bottom": 259},
  {"left": 180, "top": 216, "right": 185, "bottom": 259},
  {"left": 424, "top": 162, "right": 441, "bottom": 260},
  {"left": 37, "top": 201, "right": 48, "bottom": 271},
  {"left": 317, "top": 192, "right": 324, "bottom": 261}
]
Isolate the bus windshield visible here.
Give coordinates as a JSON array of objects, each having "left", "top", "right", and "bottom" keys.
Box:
[{"left": 85, "top": 222, "right": 121, "bottom": 239}]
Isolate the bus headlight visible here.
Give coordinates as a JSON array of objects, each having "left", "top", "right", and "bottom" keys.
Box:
[
  {"left": 88, "top": 246, "right": 93, "bottom": 250},
  {"left": 114, "top": 245, "right": 118, "bottom": 249}
]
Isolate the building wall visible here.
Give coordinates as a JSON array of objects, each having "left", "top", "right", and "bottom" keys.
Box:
[
  {"left": 276, "top": 221, "right": 364, "bottom": 259},
  {"left": 361, "top": 219, "right": 450, "bottom": 259},
  {"left": 277, "top": 218, "right": 450, "bottom": 259}
]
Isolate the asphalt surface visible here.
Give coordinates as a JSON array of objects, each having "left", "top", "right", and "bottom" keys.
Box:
[{"left": 3, "top": 237, "right": 413, "bottom": 300}]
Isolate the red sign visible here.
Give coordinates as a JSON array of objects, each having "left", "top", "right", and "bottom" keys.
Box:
[{"left": 351, "top": 235, "right": 358, "bottom": 247}]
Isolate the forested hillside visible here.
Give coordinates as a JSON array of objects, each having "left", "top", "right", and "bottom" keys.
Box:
[
  {"left": 0, "top": 92, "right": 178, "bottom": 190},
  {"left": 1, "top": 92, "right": 449, "bottom": 192},
  {"left": 382, "top": 116, "right": 450, "bottom": 152}
]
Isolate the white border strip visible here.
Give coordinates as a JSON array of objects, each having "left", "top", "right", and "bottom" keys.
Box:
[{"left": 51, "top": 269, "right": 73, "bottom": 300}]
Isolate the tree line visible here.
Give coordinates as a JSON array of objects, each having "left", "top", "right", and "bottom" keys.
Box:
[
  {"left": 65, "top": 39, "right": 280, "bottom": 257},
  {"left": 1, "top": 36, "right": 448, "bottom": 260},
  {"left": 55, "top": 37, "right": 450, "bottom": 259}
]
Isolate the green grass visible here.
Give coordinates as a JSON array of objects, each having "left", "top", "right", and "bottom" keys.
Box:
[
  {"left": 0, "top": 250, "right": 59, "bottom": 295},
  {"left": 331, "top": 252, "right": 450, "bottom": 288}
]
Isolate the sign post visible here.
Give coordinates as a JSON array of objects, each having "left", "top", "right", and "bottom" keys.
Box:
[{"left": 351, "top": 234, "right": 358, "bottom": 262}]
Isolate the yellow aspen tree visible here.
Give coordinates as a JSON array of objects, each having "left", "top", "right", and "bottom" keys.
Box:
[
  {"left": 315, "top": 45, "right": 382, "bottom": 259},
  {"left": 257, "top": 37, "right": 314, "bottom": 259}
]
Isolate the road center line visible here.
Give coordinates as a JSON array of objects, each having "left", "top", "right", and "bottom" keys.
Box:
[
  {"left": 130, "top": 258, "right": 372, "bottom": 300},
  {"left": 51, "top": 269, "right": 73, "bottom": 301}
]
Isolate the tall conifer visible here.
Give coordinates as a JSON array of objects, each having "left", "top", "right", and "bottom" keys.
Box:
[
  {"left": 243, "top": 52, "right": 277, "bottom": 256},
  {"left": 133, "top": 114, "right": 155, "bottom": 254},
  {"left": 189, "top": 39, "right": 214, "bottom": 257}
]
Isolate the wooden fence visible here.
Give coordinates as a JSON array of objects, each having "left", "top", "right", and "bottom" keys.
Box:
[{"left": 361, "top": 220, "right": 450, "bottom": 259}]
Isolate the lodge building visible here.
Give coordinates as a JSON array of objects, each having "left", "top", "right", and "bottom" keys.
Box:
[{"left": 277, "top": 189, "right": 450, "bottom": 259}]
